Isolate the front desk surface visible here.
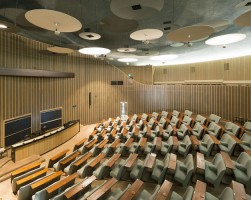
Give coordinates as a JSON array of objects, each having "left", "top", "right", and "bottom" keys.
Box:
[{"left": 11, "top": 121, "right": 80, "bottom": 162}]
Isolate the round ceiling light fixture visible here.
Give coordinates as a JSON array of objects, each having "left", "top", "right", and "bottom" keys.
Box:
[
  {"left": 79, "top": 47, "right": 111, "bottom": 55},
  {"left": 150, "top": 54, "right": 178, "bottom": 61},
  {"left": 205, "top": 33, "right": 246, "bottom": 46},
  {"left": 0, "top": 24, "right": 8, "bottom": 29},
  {"left": 117, "top": 58, "right": 138, "bottom": 62},
  {"left": 79, "top": 32, "right": 101, "bottom": 40}
]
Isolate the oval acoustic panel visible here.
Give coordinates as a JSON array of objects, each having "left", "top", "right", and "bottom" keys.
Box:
[
  {"left": 167, "top": 25, "right": 214, "bottom": 42},
  {"left": 130, "top": 29, "right": 163, "bottom": 41},
  {"left": 110, "top": 0, "right": 164, "bottom": 20},
  {"left": 197, "top": 20, "right": 230, "bottom": 33},
  {"left": 234, "top": 10, "right": 251, "bottom": 26},
  {"left": 25, "top": 9, "right": 82, "bottom": 32},
  {"left": 47, "top": 46, "right": 74, "bottom": 54},
  {"left": 101, "top": 14, "right": 138, "bottom": 33}
]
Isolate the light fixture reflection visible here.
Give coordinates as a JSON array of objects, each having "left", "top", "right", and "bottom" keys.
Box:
[
  {"left": 150, "top": 54, "right": 178, "bottom": 61},
  {"left": 205, "top": 33, "right": 246, "bottom": 45},
  {"left": 117, "top": 58, "right": 138, "bottom": 62},
  {"left": 0, "top": 24, "right": 8, "bottom": 29},
  {"left": 78, "top": 47, "right": 110, "bottom": 55}
]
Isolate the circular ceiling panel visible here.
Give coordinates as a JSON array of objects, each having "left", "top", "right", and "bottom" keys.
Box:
[
  {"left": 130, "top": 29, "right": 163, "bottom": 41},
  {"left": 79, "top": 32, "right": 101, "bottom": 40},
  {"left": 47, "top": 46, "right": 74, "bottom": 54},
  {"left": 167, "top": 25, "right": 214, "bottom": 42},
  {"left": 117, "top": 47, "right": 137, "bottom": 52},
  {"left": 234, "top": 10, "right": 251, "bottom": 26},
  {"left": 101, "top": 14, "right": 138, "bottom": 33},
  {"left": 197, "top": 20, "right": 230, "bottom": 32},
  {"left": 110, "top": 0, "right": 164, "bottom": 20},
  {"left": 25, "top": 9, "right": 82, "bottom": 32}
]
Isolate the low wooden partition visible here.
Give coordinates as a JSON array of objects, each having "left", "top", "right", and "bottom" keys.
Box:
[{"left": 11, "top": 121, "right": 80, "bottom": 162}]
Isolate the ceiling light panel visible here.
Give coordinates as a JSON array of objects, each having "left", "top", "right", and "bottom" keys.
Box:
[
  {"left": 79, "top": 47, "right": 111, "bottom": 55},
  {"left": 205, "top": 33, "right": 246, "bottom": 45}
]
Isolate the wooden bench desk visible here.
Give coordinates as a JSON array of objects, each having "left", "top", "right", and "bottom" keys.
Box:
[
  {"left": 228, "top": 134, "right": 242, "bottom": 144},
  {"left": 124, "top": 153, "right": 138, "bottom": 168},
  {"left": 144, "top": 153, "right": 156, "bottom": 170},
  {"left": 89, "top": 130, "right": 98, "bottom": 139},
  {"left": 11, "top": 161, "right": 41, "bottom": 182},
  {"left": 139, "top": 138, "right": 147, "bottom": 149},
  {"left": 98, "top": 139, "right": 109, "bottom": 149},
  {"left": 63, "top": 175, "right": 96, "bottom": 200},
  {"left": 210, "top": 135, "right": 220, "bottom": 145},
  {"left": 167, "top": 153, "right": 177, "bottom": 175},
  {"left": 171, "top": 125, "right": 178, "bottom": 133},
  {"left": 59, "top": 152, "right": 80, "bottom": 171},
  {"left": 110, "top": 138, "right": 120, "bottom": 149},
  {"left": 190, "top": 135, "right": 200, "bottom": 151},
  {"left": 85, "top": 139, "right": 98, "bottom": 150},
  {"left": 231, "top": 180, "right": 248, "bottom": 200},
  {"left": 153, "top": 180, "right": 172, "bottom": 200},
  {"left": 220, "top": 151, "right": 234, "bottom": 173},
  {"left": 15, "top": 168, "right": 48, "bottom": 194},
  {"left": 48, "top": 149, "right": 70, "bottom": 168},
  {"left": 73, "top": 138, "right": 87, "bottom": 151},
  {"left": 110, "top": 129, "right": 117, "bottom": 137},
  {"left": 201, "top": 124, "right": 208, "bottom": 132},
  {"left": 46, "top": 173, "right": 78, "bottom": 198},
  {"left": 172, "top": 136, "right": 178, "bottom": 151},
  {"left": 185, "top": 124, "right": 193, "bottom": 132},
  {"left": 245, "top": 150, "right": 251, "bottom": 156},
  {"left": 72, "top": 152, "right": 92, "bottom": 174},
  {"left": 159, "top": 126, "right": 164, "bottom": 136},
  {"left": 120, "top": 179, "right": 143, "bottom": 200},
  {"left": 106, "top": 153, "right": 121, "bottom": 168},
  {"left": 192, "top": 180, "right": 207, "bottom": 200},
  {"left": 155, "top": 137, "right": 162, "bottom": 152},
  {"left": 196, "top": 152, "right": 205, "bottom": 175},
  {"left": 124, "top": 138, "right": 134, "bottom": 148},
  {"left": 87, "top": 177, "right": 118, "bottom": 200},
  {"left": 89, "top": 153, "right": 105, "bottom": 168},
  {"left": 134, "top": 127, "right": 140, "bottom": 137},
  {"left": 122, "top": 128, "right": 128, "bottom": 136},
  {"left": 146, "top": 126, "right": 151, "bottom": 138}
]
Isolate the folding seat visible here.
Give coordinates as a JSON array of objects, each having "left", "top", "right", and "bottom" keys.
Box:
[
  {"left": 144, "top": 137, "right": 158, "bottom": 154},
  {"left": 129, "top": 137, "right": 145, "bottom": 154},
  {"left": 178, "top": 135, "right": 192, "bottom": 157},
  {"left": 204, "top": 153, "right": 226, "bottom": 187},
  {"left": 162, "top": 125, "right": 174, "bottom": 140},
  {"left": 93, "top": 158, "right": 110, "bottom": 179},
  {"left": 78, "top": 180, "right": 108, "bottom": 199},
  {"left": 141, "top": 113, "right": 148, "bottom": 121},
  {"left": 53, "top": 151, "right": 79, "bottom": 171},
  {"left": 161, "top": 136, "right": 173, "bottom": 155},
  {"left": 209, "top": 114, "right": 221, "bottom": 124},
  {"left": 115, "top": 137, "right": 132, "bottom": 156},
  {"left": 147, "top": 118, "right": 155, "bottom": 129},
  {"left": 169, "top": 186, "right": 194, "bottom": 200},
  {"left": 151, "top": 112, "right": 159, "bottom": 120},
  {"left": 160, "top": 111, "right": 168, "bottom": 118},
  {"left": 224, "top": 122, "right": 240, "bottom": 136},
  {"left": 174, "top": 154, "right": 194, "bottom": 186},
  {"left": 172, "top": 110, "right": 180, "bottom": 118},
  {"left": 184, "top": 110, "right": 193, "bottom": 117},
  {"left": 150, "top": 125, "right": 160, "bottom": 139},
  {"left": 138, "top": 126, "right": 148, "bottom": 138},
  {"left": 110, "top": 156, "right": 131, "bottom": 180},
  {"left": 136, "top": 120, "right": 144, "bottom": 130},
  {"left": 130, "top": 159, "right": 144, "bottom": 180},
  {"left": 244, "top": 121, "right": 251, "bottom": 134},
  {"left": 106, "top": 183, "right": 131, "bottom": 200},
  {"left": 233, "top": 152, "right": 251, "bottom": 187},
  {"left": 198, "top": 134, "right": 214, "bottom": 157},
  {"left": 177, "top": 124, "right": 189, "bottom": 139},
  {"left": 182, "top": 116, "right": 192, "bottom": 126},
  {"left": 207, "top": 122, "right": 222, "bottom": 138},
  {"left": 151, "top": 153, "right": 170, "bottom": 184},
  {"left": 195, "top": 115, "right": 207, "bottom": 125},
  {"left": 158, "top": 116, "right": 167, "bottom": 128},
  {"left": 219, "top": 134, "right": 237, "bottom": 155},
  {"left": 191, "top": 122, "right": 204, "bottom": 139},
  {"left": 239, "top": 132, "right": 251, "bottom": 151},
  {"left": 170, "top": 116, "right": 179, "bottom": 127},
  {"left": 205, "top": 187, "right": 234, "bottom": 200},
  {"left": 135, "top": 184, "right": 160, "bottom": 200}
]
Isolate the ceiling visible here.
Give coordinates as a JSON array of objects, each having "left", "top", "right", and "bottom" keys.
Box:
[{"left": 1, "top": 0, "right": 251, "bottom": 67}]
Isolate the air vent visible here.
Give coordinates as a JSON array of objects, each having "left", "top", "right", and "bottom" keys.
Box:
[
  {"left": 163, "top": 21, "right": 172, "bottom": 24},
  {"left": 132, "top": 4, "right": 142, "bottom": 10},
  {"left": 164, "top": 27, "right": 171, "bottom": 30},
  {"left": 190, "top": 67, "right": 195, "bottom": 73},
  {"left": 224, "top": 63, "right": 230, "bottom": 70},
  {"left": 86, "top": 34, "right": 94, "bottom": 38},
  {"left": 245, "top": 1, "right": 251, "bottom": 6},
  {"left": 163, "top": 69, "right": 167, "bottom": 74},
  {"left": 111, "top": 81, "right": 124, "bottom": 85}
]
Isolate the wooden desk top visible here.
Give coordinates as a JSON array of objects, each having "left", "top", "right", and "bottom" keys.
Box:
[
  {"left": 172, "top": 136, "right": 178, "bottom": 146},
  {"left": 124, "top": 138, "right": 134, "bottom": 148},
  {"left": 165, "top": 118, "right": 171, "bottom": 123},
  {"left": 153, "top": 180, "right": 172, "bottom": 200},
  {"left": 245, "top": 150, "right": 251, "bottom": 156},
  {"left": 74, "top": 138, "right": 87, "bottom": 147},
  {"left": 155, "top": 137, "right": 162, "bottom": 150},
  {"left": 87, "top": 177, "right": 118, "bottom": 200},
  {"left": 101, "top": 129, "right": 108, "bottom": 136},
  {"left": 196, "top": 152, "right": 205, "bottom": 174},
  {"left": 122, "top": 128, "right": 128, "bottom": 136},
  {"left": 231, "top": 180, "right": 247, "bottom": 200},
  {"left": 159, "top": 126, "right": 163, "bottom": 132},
  {"left": 12, "top": 161, "right": 41, "bottom": 177},
  {"left": 192, "top": 180, "right": 207, "bottom": 200},
  {"left": 46, "top": 173, "right": 78, "bottom": 194},
  {"left": 185, "top": 124, "right": 193, "bottom": 131},
  {"left": 64, "top": 175, "right": 96, "bottom": 199},
  {"left": 16, "top": 168, "right": 48, "bottom": 186},
  {"left": 95, "top": 123, "right": 100, "bottom": 128},
  {"left": 120, "top": 179, "right": 144, "bottom": 200},
  {"left": 74, "top": 152, "right": 92, "bottom": 167},
  {"left": 110, "top": 138, "right": 121, "bottom": 148},
  {"left": 139, "top": 138, "right": 147, "bottom": 148},
  {"left": 113, "top": 122, "right": 118, "bottom": 128},
  {"left": 60, "top": 152, "right": 80, "bottom": 165},
  {"left": 85, "top": 139, "right": 98, "bottom": 148},
  {"left": 90, "top": 130, "right": 98, "bottom": 136},
  {"left": 228, "top": 134, "right": 242, "bottom": 144},
  {"left": 89, "top": 153, "right": 105, "bottom": 168},
  {"left": 190, "top": 135, "right": 200, "bottom": 146},
  {"left": 110, "top": 129, "right": 117, "bottom": 137},
  {"left": 124, "top": 153, "right": 138, "bottom": 168},
  {"left": 134, "top": 127, "right": 139, "bottom": 136},
  {"left": 210, "top": 135, "right": 220, "bottom": 145},
  {"left": 144, "top": 153, "right": 156, "bottom": 169},
  {"left": 50, "top": 149, "right": 70, "bottom": 161},
  {"left": 98, "top": 139, "right": 109, "bottom": 149},
  {"left": 201, "top": 124, "right": 208, "bottom": 131},
  {"left": 31, "top": 171, "right": 63, "bottom": 190},
  {"left": 171, "top": 125, "right": 177, "bottom": 132},
  {"left": 168, "top": 153, "right": 177, "bottom": 171},
  {"left": 106, "top": 153, "right": 121, "bottom": 168},
  {"left": 220, "top": 151, "right": 234, "bottom": 170}
]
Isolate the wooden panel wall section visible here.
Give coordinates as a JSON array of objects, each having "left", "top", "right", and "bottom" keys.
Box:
[{"left": 0, "top": 32, "right": 251, "bottom": 146}]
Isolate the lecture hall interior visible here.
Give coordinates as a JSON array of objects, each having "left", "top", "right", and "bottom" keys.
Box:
[{"left": 0, "top": 0, "right": 251, "bottom": 199}]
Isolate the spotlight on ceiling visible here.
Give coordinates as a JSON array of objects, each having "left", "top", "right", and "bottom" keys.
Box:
[
  {"left": 117, "top": 58, "right": 138, "bottom": 62},
  {"left": 79, "top": 47, "right": 111, "bottom": 56},
  {"left": 150, "top": 54, "right": 178, "bottom": 61},
  {"left": 205, "top": 33, "right": 246, "bottom": 46},
  {"left": 0, "top": 24, "right": 8, "bottom": 29}
]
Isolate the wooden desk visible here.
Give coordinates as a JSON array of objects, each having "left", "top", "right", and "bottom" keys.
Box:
[
  {"left": 59, "top": 151, "right": 80, "bottom": 171},
  {"left": 72, "top": 152, "right": 92, "bottom": 173},
  {"left": 146, "top": 126, "right": 151, "bottom": 138},
  {"left": 89, "top": 153, "right": 105, "bottom": 168},
  {"left": 210, "top": 135, "right": 220, "bottom": 145},
  {"left": 220, "top": 151, "right": 234, "bottom": 172},
  {"left": 231, "top": 180, "right": 248, "bottom": 200},
  {"left": 245, "top": 150, "right": 251, "bottom": 156},
  {"left": 85, "top": 139, "right": 98, "bottom": 149},
  {"left": 172, "top": 136, "right": 178, "bottom": 151},
  {"left": 167, "top": 153, "right": 177, "bottom": 174},
  {"left": 185, "top": 124, "right": 193, "bottom": 132},
  {"left": 155, "top": 137, "right": 162, "bottom": 152},
  {"left": 153, "top": 180, "right": 172, "bottom": 200},
  {"left": 139, "top": 138, "right": 147, "bottom": 149},
  {"left": 124, "top": 138, "right": 134, "bottom": 148},
  {"left": 190, "top": 135, "right": 200, "bottom": 151},
  {"left": 110, "top": 138, "right": 120, "bottom": 149},
  {"left": 98, "top": 139, "right": 108, "bottom": 149},
  {"left": 159, "top": 126, "right": 163, "bottom": 136},
  {"left": 48, "top": 149, "right": 70, "bottom": 168},
  {"left": 192, "top": 180, "right": 207, "bottom": 200},
  {"left": 171, "top": 125, "right": 178, "bottom": 133},
  {"left": 106, "top": 153, "right": 121, "bottom": 168},
  {"left": 120, "top": 179, "right": 143, "bottom": 200},
  {"left": 144, "top": 153, "right": 156, "bottom": 170},
  {"left": 73, "top": 138, "right": 87, "bottom": 151},
  {"left": 196, "top": 152, "right": 205, "bottom": 175},
  {"left": 46, "top": 173, "right": 78, "bottom": 198},
  {"left": 90, "top": 130, "right": 98, "bottom": 137},
  {"left": 87, "top": 177, "right": 118, "bottom": 200},
  {"left": 122, "top": 128, "right": 128, "bottom": 136},
  {"left": 134, "top": 127, "right": 140, "bottom": 137},
  {"left": 110, "top": 129, "right": 117, "bottom": 137},
  {"left": 63, "top": 175, "right": 96, "bottom": 200},
  {"left": 229, "top": 134, "right": 242, "bottom": 144},
  {"left": 11, "top": 161, "right": 41, "bottom": 181},
  {"left": 201, "top": 124, "right": 208, "bottom": 132},
  {"left": 124, "top": 153, "right": 138, "bottom": 168}
]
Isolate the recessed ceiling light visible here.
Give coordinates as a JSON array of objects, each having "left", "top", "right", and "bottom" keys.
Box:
[
  {"left": 205, "top": 33, "right": 246, "bottom": 45},
  {"left": 79, "top": 32, "right": 101, "bottom": 40},
  {"left": 117, "top": 58, "right": 138, "bottom": 62},
  {"left": 0, "top": 24, "right": 7, "bottom": 29},
  {"left": 78, "top": 47, "right": 111, "bottom": 55},
  {"left": 150, "top": 54, "right": 178, "bottom": 61}
]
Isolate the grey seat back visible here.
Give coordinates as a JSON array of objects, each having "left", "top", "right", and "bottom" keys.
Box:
[
  {"left": 184, "top": 110, "right": 193, "bottom": 117},
  {"left": 172, "top": 110, "right": 180, "bottom": 118},
  {"left": 195, "top": 115, "right": 207, "bottom": 125},
  {"left": 182, "top": 116, "right": 192, "bottom": 125},
  {"left": 209, "top": 114, "right": 221, "bottom": 123},
  {"left": 244, "top": 121, "right": 251, "bottom": 133},
  {"left": 161, "top": 111, "right": 168, "bottom": 118}
]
